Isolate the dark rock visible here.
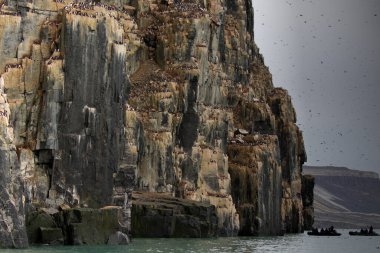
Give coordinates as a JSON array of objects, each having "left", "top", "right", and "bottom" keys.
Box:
[
  {"left": 39, "top": 227, "right": 64, "bottom": 245},
  {"left": 301, "top": 175, "right": 314, "bottom": 230},
  {"left": 62, "top": 207, "right": 120, "bottom": 245},
  {"left": 302, "top": 175, "right": 315, "bottom": 208},
  {"left": 107, "top": 231, "right": 130, "bottom": 245},
  {"left": 0, "top": 0, "right": 311, "bottom": 242},
  {"left": 26, "top": 207, "right": 122, "bottom": 245},
  {"left": 131, "top": 192, "right": 218, "bottom": 238},
  {"left": 177, "top": 112, "right": 200, "bottom": 152},
  {"left": 26, "top": 210, "right": 57, "bottom": 244}
]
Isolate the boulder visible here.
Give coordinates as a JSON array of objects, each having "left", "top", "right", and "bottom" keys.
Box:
[
  {"left": 62, "top": 208, "right": 121, "bottom": 245},
  {"left": 39, "top": 227, "right": 64, "bottom": 245},
  {"left": 302, "top": 175, "right": 315, "bottom": 207},
  {"left": 26, "top": 207, "right": 123, "bottom": 245},
  {"left": 26, "top": 210, "right": 57, "bottom": 244},
  {"left": 131, "top": 192, "right": 218, "bottom": 238}
]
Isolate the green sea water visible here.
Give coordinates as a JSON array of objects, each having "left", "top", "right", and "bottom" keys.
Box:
[{"left": 1, "top": 231, "right": 379, "bottom": 253}]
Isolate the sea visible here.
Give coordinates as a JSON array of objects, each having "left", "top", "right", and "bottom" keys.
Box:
[{"left": 1, "top": 230, "right": 379, "bottom": 253}]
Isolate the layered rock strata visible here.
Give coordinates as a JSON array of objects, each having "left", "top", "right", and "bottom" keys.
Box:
[{"left": 0, "top": 0, "right": 309, "bottom": 247}]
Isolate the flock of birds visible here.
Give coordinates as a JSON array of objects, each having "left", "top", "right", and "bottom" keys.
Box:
[
  {"left": 254, "top": 0, "right": 380, "bottom": 170},
  {"left": 63, "top": 1, "right": 131, "bottom": 19},
  {"left": 4, "top": 63, "right": 22, "bottom": 72},
  {"left": 1, "top": 0, "right": 378, "bottom": 170}
]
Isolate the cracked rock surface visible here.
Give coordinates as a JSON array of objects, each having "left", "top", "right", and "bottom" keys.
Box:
[{"left": 0, "top": 0, "right": 311, "bottom": 246}]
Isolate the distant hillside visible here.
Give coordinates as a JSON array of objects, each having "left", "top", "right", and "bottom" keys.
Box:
[
  {"left": 304, "top": 166, "right": 379, "bottom": 179},
  {"left": 304, "top": 166, "right": 380, "bottom": 229}
]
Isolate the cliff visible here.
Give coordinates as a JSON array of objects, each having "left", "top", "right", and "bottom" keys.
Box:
[
  {"left": 0, "top": 0, "right": 309, "bottom": 247},
  {"left": 301, "top": 174, "right": 314, "bottom": 230},
  {"left": 304, "top": 166, "right": 380, "bottom": 228}
]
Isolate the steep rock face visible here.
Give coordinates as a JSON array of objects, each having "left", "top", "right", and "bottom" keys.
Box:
[
  {"left": 267, "top": 88, "right": 307, "bottom": 233},
  {"left": 26, "top": 206, "right": 128, "bottom": 245},
  {"left": 228, "top": 135, "right": 282, "bottom": 235},
  {"left": 0, "top": 79, "right": 28, "bottom": 248},
  {"left": 0, "top": 0, "right": 140, "bottom": 246},
  {"left": 301, "top": 175, "right": 314, "bottom": 230},
  {"left": 0, "top": 0, "right": 309, "bottom": 246}
]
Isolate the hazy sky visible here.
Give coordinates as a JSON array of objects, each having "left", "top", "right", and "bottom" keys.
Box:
[{"left": 253, "top": 0, "right": 380, "bottom": 173}]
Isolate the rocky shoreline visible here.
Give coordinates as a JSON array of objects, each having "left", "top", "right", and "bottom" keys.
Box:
[
  {"left": 0, "top": 0, "right": 312, "bottom": 248},
  {"left": 26, "top": 206, "right": 129, "bottom": 245}
]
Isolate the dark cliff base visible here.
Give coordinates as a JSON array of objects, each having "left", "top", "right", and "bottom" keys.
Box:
[
  {"left": 301, "top": 175, "right": 315, "bottom": 230},
  {"left": 131, "top": 192, "right": 218, "bottom": 238},
  {"left": 25, "top": 207, "right": 129, "bottom": 246}
]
